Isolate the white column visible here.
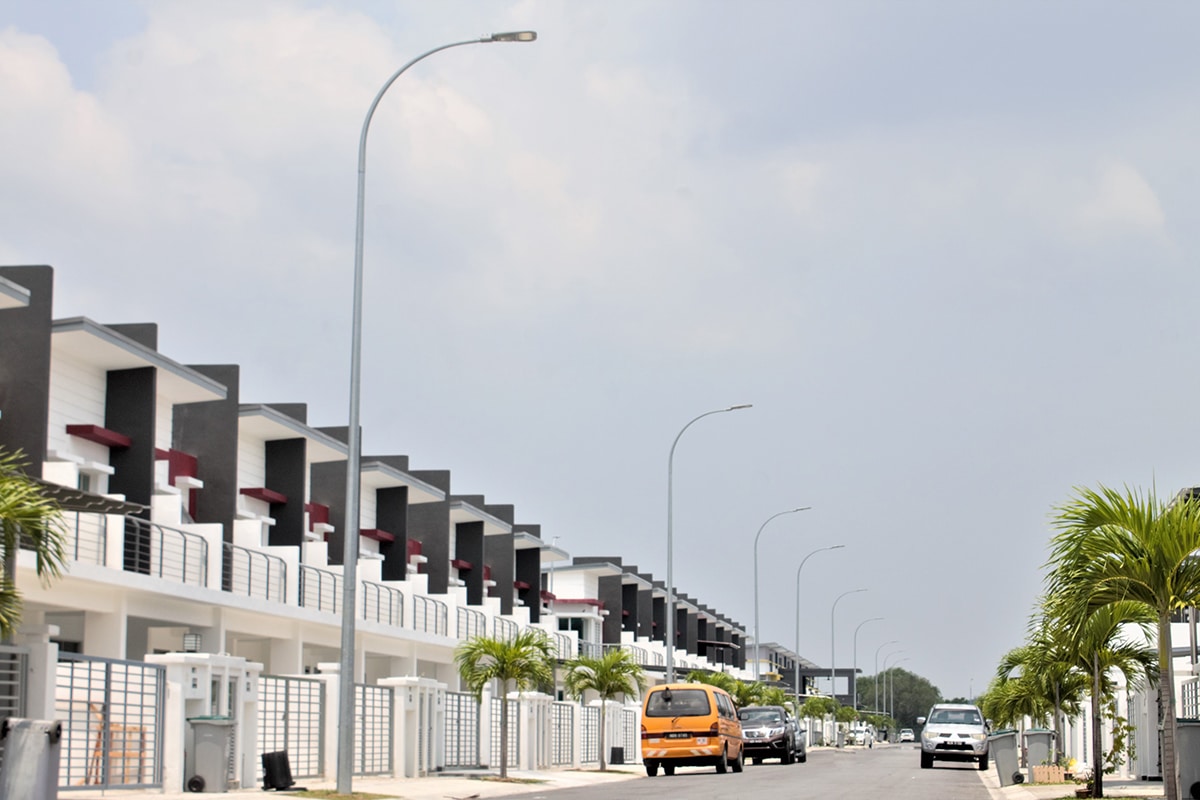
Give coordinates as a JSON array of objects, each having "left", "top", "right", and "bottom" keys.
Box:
[{"left": 16, "top": 624, "right": 59, "bottom": 720}]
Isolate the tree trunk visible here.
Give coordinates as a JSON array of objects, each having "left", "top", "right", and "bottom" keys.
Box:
[
  {"left": 1160, "top": 611, "right": 1179, "bottom": 800},
  {"left": 1092, "top": 652, "right": 1103, "bottom": 798},
  {"left": 599, "top": 701, "right": 608, "bottom": 771},
  {"left": 500, "top": 682, "right": 509, "bottom": 779}
]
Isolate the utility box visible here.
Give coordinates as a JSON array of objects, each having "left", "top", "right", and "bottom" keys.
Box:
[
  {"left": 989, "top": 729, "right": 1023, "bottom": 787},
  {"left": 186, "top": 716, "right": 234, "bottom": 792},
  {"left": 0, "top": 718, "right": 63, "bottom": 799}
]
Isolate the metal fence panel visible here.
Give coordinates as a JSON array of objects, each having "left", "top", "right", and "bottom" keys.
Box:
[
  {"left": 622, "top": 707, "right": 641, "bottom": 764},
  {"left": 0, "top": 645, "right": 29, "bottom": 776},
  {"left": 257, "top": 676, "right": 324, "bottom": 780},
  {"left": 551, "top": 702, "right": 574, "bottom": 766},
  {"left": 457, "top": 607, "right": 485, "bottom": 641},
  {"left": 580, "top": 706, "right": 599, "bottom": 764},
  {"left": 444, "top": 692, "right": 480, "bottom": 768},
  {"left": 56, "top": 653, "right": 164, "bottom": 791},
  {"left": 355, "top": 684, "right": 393, "bottom": 776},
  {"left": 490, "top": 699, "right": 519, "bottom": 769}
]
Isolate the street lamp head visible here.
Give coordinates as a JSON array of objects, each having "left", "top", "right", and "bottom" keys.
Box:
[
  {"left": 727, "top": 403, "right": 753, "bottom": 411},
  {"left": 489, "top": 31, "right": 538, "bottom": 42},
  {"left": 829, "top": 544, "right": 845, "bottom": 551},
  {"left": 791, "top": 506, "right": 812, "bottom": 513}
]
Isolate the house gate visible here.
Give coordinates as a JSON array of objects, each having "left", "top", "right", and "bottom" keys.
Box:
[
  {"left": 355, "top": 684, "right": 393, "bottom": 776},
  {"left": 257, "top": 675, "right": 324, "bottom": 780},
  {"left": 56, "top": 653, "right": 164, "bottom": 791},
  {"left": 580, "top": 705, "right": 599, "bottom": 764},
  {"left": 622, "top": 707, "right": 641, "bottom": 764},
  {"left": 443, "top": 691, "right": 480, "bottom": 768},
  {"left": 490, "top": 698, "right": 519, "bottom": 769},
  {"left": 0, "top": 645, "right": 29, "bottom": 775},
  {"left": 551, "top": 702, "right": 574, "bottom": 766}
]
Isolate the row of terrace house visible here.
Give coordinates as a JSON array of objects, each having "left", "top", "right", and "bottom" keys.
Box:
[{"left": 0, "top": 265, "right": 818, "bottom": 793}]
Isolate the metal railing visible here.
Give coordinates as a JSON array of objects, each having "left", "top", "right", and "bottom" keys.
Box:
[
  {"left": 457, "top": 606, "right": 486, "bottom": 641},
  {"left": 122, "top": 517, "right": 207, "bottom": 586},
  {"left": 412, "top": 595, "right": 448, "bottom": 636},
  {"left": 553, "top": 633, "right": 574, "bottom": 661},
  {"left": 492, "top": 617, "right": 518, "bottom": 642},
  {"left": 604, "top": 643, "right": 649, "bottom": 665},
  {"left": 577, "top": 640, "right": 602, "bottom": 659},
  {"left": 63, "top": 511, "right": 109, "bottom": 565},
  {"left": 361, "top": 580, "right": 404, "bottom": 627},
  {"left": 298, "top": 565, "right": 341, "bottom": 615},
  {"left": 223, "top": 542, "right": 287, "bottom": 603}
]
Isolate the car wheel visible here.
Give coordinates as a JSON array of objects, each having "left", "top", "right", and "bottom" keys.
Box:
[
  {"left": 798, "top": 749, "right": 807, "bottom": 764},
  {"left": 663, "top": 763, "right": 676, "bottom": 777},
  {"left": 731, "top": 747, "right": 743, "bottom": 773},
  {"left": 752, "top": 757, "right": 762, "bottom": 765},
  {"left": 645, "top": 760, "right": 658, "bottom": 777},
  {"left": 979, "top": 752, "right": 989, "bottom": 770},
  {"left": 715, "top": 747, "right": 729, "bottom": 774},
  {"left": 920, "top": 752, "right": 933, "bottom": 769},
  {"left": 783, "top": 745, "right": 795, "bottom": 765}
]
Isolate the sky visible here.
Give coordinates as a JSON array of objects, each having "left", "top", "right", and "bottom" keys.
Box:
[{"left": 3, "top": 0, "right": 1200, "bottom": 701}]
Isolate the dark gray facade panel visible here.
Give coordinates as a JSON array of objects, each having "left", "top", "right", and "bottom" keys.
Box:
[
  {"left": 696, "top": 617, "right": 709, "bottom": 659},
  {"left": 310, "top": 460, "right": 347, "bottom": 563},
  {"left": 456, "top": 521, "right": 484, "bottom": 606},
  {"left": 637, "top": 589, "right": 653, "bottom": 639},
  {"left": 514, "top": 548, "right": 540, "bottom": 623},
  {"left": 265, "top": 403, "right": 307, "bottom": 424},
  {"left": 105, "top": 367, "right": 157, "bottom": 510},
  {"left": 483, "top": 503, "right": 513, "bottom": 525},
  {"left": 621, "top": 584, "right": 638, "bottom": 634},
  {"left": 265, "top": 438, "right": 307, "bottom": 547},
  {"left": 173, "top": 364, "right": 239, "bottom": 537},
  {"left": 483, "top": 533, "right": 514, "bottom": 615},
  {"left": 376, "top": 485, "right": 408, "bottom": 581},
  {"left": 684, "top": 611, "right": 699, "bottom": 655},
  {"left": 651, "top": 596, "right": 665, "bottom": 643},
  {"left": 106, "top": 323, "right": 157, "bottom": 350},
  {"left": 597, "top": 575, "right": 622, "bottom": 644},
  {"left": 0, "top": 266, "right": 53, "bottom": 473}
]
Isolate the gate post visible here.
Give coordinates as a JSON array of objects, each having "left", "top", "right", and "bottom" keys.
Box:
[
  {"left": 380, "top": 676, "right": 447, "bottom": 778},
  {"left": 312, "top": 663, "right": 341, "bottom": 781},
  {"left": 17, "top": 624, "right": 58, "bottom": 719},
  {"left": 479, "top": 682, "right": 493, "bottom": 768}
]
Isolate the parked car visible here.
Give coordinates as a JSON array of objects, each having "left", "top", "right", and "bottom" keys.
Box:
[
  {"left": 788, "top": 714, "right": 808, "bottom": 763},
  {"left": 917, "top": 703, "right": 989, "bottom": 770},
  {"left": 899, "top": 728, "right": 915, "bottom": 742},
  {"left": 642, "top": 684, "right": 745, "bottom": 776},
  {"left": 738, "top": 705, "right": 797, "bottom": 764}
]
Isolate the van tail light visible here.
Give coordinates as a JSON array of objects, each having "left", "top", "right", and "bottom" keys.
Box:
[{"left": 710, "top": 722, "right": 720, "bottom": 735}]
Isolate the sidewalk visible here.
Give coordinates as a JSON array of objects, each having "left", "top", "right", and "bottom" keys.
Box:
[
  {"left": 67, "top": 766, "right": 645, "bottom": 800},
  {"left": 977, "top": 761, "right": 1165, "bottom": 800}
]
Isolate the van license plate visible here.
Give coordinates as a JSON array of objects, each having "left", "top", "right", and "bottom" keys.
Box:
[{"left": 666, "top": 732, "right": 689, "bottom": 739}]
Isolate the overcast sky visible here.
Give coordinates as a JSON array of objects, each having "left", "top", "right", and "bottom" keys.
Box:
[{"left": 4, "top": 1, "right": 1200, "bottom": 700}]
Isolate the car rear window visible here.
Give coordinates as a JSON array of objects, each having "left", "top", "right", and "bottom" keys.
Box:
[
  {"left": 645, "top": 689, "right": 712, "bottom": 717},
  {"left": 929, "top": 709, "right": 982, "bottom": 725},
  {"left": 738, "top": 709, "right": 783, "bottom": 724}
]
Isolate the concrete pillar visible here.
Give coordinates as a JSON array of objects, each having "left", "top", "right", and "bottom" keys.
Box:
[{"left": 16, "top": 623, "right": 59, "bottom": 720}]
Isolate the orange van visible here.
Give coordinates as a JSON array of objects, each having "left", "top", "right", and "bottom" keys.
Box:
[{"left": 640, "top": 683, "right": 744, "bottom": 776}]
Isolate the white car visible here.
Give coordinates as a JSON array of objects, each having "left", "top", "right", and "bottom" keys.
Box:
[
  {"left": 899, "top": 728, "right": 914, "bottom": 742},
  {"left": 918, "top": 704, "right": 989, "bottom": 770}
]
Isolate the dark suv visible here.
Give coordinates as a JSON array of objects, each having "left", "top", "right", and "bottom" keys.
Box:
[{"left": 737, "top": 705, "right": 797, "bottom": 764}]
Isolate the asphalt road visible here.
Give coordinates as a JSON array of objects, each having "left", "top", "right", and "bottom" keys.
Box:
[{"left": 505, "top": 743, "right": 994, "bottom": 800}]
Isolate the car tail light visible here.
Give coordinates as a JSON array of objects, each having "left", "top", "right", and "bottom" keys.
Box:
[{"left": 710, "top": 722, "right": 720, "bottom": 735}]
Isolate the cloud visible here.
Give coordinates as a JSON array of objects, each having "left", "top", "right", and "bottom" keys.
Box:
[{"left": 1075, "top": 159, "right": 1166, "bottom": 235}]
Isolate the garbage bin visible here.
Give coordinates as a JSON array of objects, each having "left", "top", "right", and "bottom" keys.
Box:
[
  {"left": 610, "top": 746, "right": 625, "bottom": 765},
  {"left": 989, "top": 729, "right": 1024, "bottom": 787},
  {"left": 0, "top": 718, "right": 63, "bottom": 799},
  {"left": 1177, "top": 719, "right": 1200, "bottom": 799},
  {"left": 187, "top": 716, "right": 234, "bottom": 793},
  {"left": 1024, "top": 728, "right": 1057, "bottom": 781}
]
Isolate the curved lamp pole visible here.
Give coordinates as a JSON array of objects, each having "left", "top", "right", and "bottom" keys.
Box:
[
  {"left": 752, "top": 506, "right": 810, "bottom": 680},
  {"left": 829, "top": 588, "right": 867, "bottom": 700},
  {"left": 851, "top": 617, "right": 883, "bottom": 710},
  {"left": 881, "top": 649, "right": 906, "bottom": 723},
  {"left": 888, "top": 656, "right": 910, "bottom": 723},
  {"left": 337, "top": 30, "right": 537, "bottom": 794},
  {"left": 665, "top": 404, "right": 751, "bottom": 682},
  {"left": 873, "top": 639, "right": 898, "bottom": 713},
  {"left": 793, "top": 545, "right": 843, "bottom": 700}
]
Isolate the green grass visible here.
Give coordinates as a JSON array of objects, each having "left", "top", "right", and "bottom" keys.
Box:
[{"left": 279, "top": 791, "right": 395, "bottom": 800}]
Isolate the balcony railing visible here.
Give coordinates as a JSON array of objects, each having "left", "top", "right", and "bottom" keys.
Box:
[
  {"left": 457, "top": 606, "right": 486, "bottom": 641},
  {"left": 63, "top": 511, "right": 108, "bottom": 565},
  {"left": 577, "top": 640, "right": 602, "bottom": 659},
  {"left": 412, "top": 595, "right": 448, "bottom": 636},
  {"left": 223, "top": 542, "right": 286, "bottom": 603},
  {"left": 361, "top": 580, "right": 404, "bottom": 627},
  {"left": 492, "top": 617, "right": 518, "bottom": 642},
  {"left": 604, "top": 643, "right": 649, "bottom": 665},
  {"left": 553, "top": 632, "right": 574, "bottom": 661},
  {"left": 299, "top": 565, "right": 341, "bottom": 614},
  {"left": 122, "top": 517, "right": 207, "bottom": 586}
]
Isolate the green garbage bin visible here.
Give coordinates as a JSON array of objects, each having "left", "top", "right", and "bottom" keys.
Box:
[
  {"left": 186, "top": 716, "right": 234, "bottom": 793},
  {"left": 988, "top": 729, "right": 1024, "bottom": 787}
]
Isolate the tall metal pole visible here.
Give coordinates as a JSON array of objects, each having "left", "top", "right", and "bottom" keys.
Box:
[
  {"left": 337, "top": 31, "right": 536, "bottom": 794},
  {"left": 882, "top": 650, "right": 906, "bottom": 724},
  {"left": 889, "top": 657, "right": 910, "bottom": 722},
  {"left": 752, "top": 507, "right": 809, "bottom": 680},
  {"left": 665, "top": 404, "right": 751, "bottom": 683},
  {"left": 851, "top": 617, "right": 883, "bottom": 710},
  {"left": 794, "top": 545, "right": 843, "bottom": 701},
  {"left": 829, "top": 588, "right": 866, "bottom": 700},
  {"left": 873, "top": 639, "right": 898, "bottom": 713}
]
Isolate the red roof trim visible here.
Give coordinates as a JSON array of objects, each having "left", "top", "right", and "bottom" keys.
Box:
[
  {"left": 451, "top": 558, "right": 473, "bottom": 571},
  {"left": 360, "top": 528, "right": 395, "bottom": 543},
  {"left": 66, "top": 424, "right": 131, "bottom": 449},
  {"left": 240, "top": 487, "right": 287, "bottom": 504},
  {"left": 513, "top": 580, "right": 531, "bottom": 590},
  {"left": 540, "top": 590, "right": 556, "bottom": 601},
  {"left": 555, "top": 597, "right": 604, "bottom": 607}
]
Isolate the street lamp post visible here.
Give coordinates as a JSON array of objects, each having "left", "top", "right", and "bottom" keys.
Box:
[
  {"left": 851, "top": 617, "right": 883, "bottom": 710},
  {"left": 752, "top": 507, "right": 810, "bottom": 680},
  {"left": 873, "top": 639, "right": 898, "bottom": 712},
  {"left": 793, "top": 545, "right": 843, "bottom": 700},
  {"left": 829, "top": 588, "right": 867, "bottom": 700},
  {"left": 665, "top": 404, "right": 751, "bottom": 683},
  {"left": 881, "top": 650, "right": 906, "bottom": 723},
  {"left": 337, "top": 30, "right": 537, "bottom": 795}
]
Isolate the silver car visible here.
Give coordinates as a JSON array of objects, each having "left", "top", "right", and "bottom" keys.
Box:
[{"left": 917, "top": 703, "right": 989, "bottom": 770}]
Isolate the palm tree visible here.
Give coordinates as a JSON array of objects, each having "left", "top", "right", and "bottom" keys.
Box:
[
  {"left": 1048, "top": 485, "right": 1200, "bottom": 800},
  {"left": 995, "top": 620, "right": 1088, "bottom": 760},
  {"left": 564, "top": 648, "right": 647, "bottom": 770},
  {"left": 979, "top": 674, "right": 1049, "bottom": 731},
  {"left": 0, "top": 448, "right": 67, "bottom": 640},
  {"left": 685, "top": 669, "right": 738, "bottom": 695},
  {"left": 455, "top": 629, "right": 556, "bottom": 778}
]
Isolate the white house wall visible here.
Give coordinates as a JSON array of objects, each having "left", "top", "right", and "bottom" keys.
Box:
[{"left": 46, "top": 349, "right": 109, "bottom": 464}]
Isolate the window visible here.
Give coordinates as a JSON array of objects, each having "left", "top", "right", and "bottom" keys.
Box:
[{"left": 645, "top": 689, "right": 712, "bottom": 718}]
